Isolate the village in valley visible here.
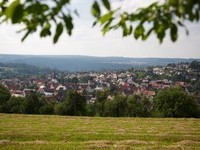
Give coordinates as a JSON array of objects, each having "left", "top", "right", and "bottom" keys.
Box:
[{"left": 1, "top": 60, "right": 200, "bottom": 105}]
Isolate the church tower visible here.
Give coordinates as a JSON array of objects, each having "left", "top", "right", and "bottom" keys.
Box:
[
  {"left": 53, "top": 68, "right": 56, "bottom": 80},
  {"left": 52, "top": 69, "right": 58, "bottom": 83}
]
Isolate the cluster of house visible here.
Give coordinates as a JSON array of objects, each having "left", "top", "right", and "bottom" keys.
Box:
[{"left": 1, "top": 61, "right": 199, "bottom": 104}]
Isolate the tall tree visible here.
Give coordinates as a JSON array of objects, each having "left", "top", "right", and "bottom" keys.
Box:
[
  {"left": 154, "top": 87, "right": 200, "bottom": 117},
  {"left": 66, "top": 90, "right": 86, "bottom": 116},
  {"left": 95, "top": 90, "right": 108, "bottom": 116},
  {"left": 0, "top": 84, "right": 11, "bottom": 112},
  {"left": 126, "top": 95, "right": 142, "bottom": 117},
  {"left": 6, "top": 96, "right": 26, "bottom": 114},
  {"left": 126, "top": 95, "right": 153, "bottom": 117},
  {"left": 24, "top": 92, "right": 44, "bottom": 114},
  {"left": 111, "top": 94, "right": 127, "bottom": 117}
]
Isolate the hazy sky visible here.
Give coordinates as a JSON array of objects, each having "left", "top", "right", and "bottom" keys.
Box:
[{"left": 0, "top": 0, "right": 200, "bottom": 58}]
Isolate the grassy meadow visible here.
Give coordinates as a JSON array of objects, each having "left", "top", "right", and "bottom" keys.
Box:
[{"left": 0, "top": 114, "right": 200, "bottom": 149}]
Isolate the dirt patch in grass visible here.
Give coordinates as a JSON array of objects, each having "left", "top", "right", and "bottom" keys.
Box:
[
  {"left": 85, "top": 140, "right": 114, "bottom": 145},
  {"left": 117, "top": 139, "right": 155, "bottom": 145},
  {"left": 0, "top": 140, "right": 49, "bottom": 145},
  {"left": 18, "top": 140, "right": 49, "bottom": 145},
  {"left": 84, "top": 140, "right": 114, "bottom": 149},
  {"left": 84, "top": 140, "right": 157, "bottom": 149},
  {"left": 148, "top": 145, "right": 185, "bottom": 150},
  {"left": 176, "top": 140, "right": 200, "bottom": 145},
  {"left": 0, "top": 139, "right": 11, "bottom": 144}
]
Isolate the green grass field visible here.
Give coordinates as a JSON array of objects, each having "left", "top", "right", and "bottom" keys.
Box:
[{"left": 0, "top": 114, "right": 200, "bottom": 149}]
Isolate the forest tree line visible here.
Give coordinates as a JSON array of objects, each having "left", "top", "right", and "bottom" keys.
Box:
[{"left": 0, "top": 84, "right": 200, "bottom": 118}]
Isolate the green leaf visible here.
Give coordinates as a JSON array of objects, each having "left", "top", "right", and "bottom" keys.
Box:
[
  {"left": 5, "top": 0, "right": 24, "bottom": 24},
  {"left": 177, "top": 21, "right": 184, "bottom": 27},
  {"left": 154, "top": 24, "right": 167, "bottom": 43},
  {"left": 91, "top": 1, "right": 101, "bottom": 18},
  {"left": 195, "top": 9, "right": 199, "bottom": 21},
  {"left": 142, "top": 28, "right": 153, "bottom": 40},
  {"left": 12, "top": 4, "right": 23, "bottom": 23},
  {"left": 99, "top": 12, "right": 113, "bottom": 24},
  {"left": 102, "top": 19, "right": 112, "bottom": 35},
  {"left": 177, "top": 21, "right": 189, "bottom": 35},
  {"left": 40, "top": 23, "right": 51, "bottom": 37},
  {"left": 53, "top": 23, "right": 63, "bottom": 44},
  {"left": 92, "top": 21, "right": 97, "bottom": 27},
  {"left": 21, "top": 30, "right": 31, "bottom": 42},
  {"left": 157, "top": 31, "right": 165, "bottom": 43},
  {"left": 102, "top": 0, "right": 111, "bottom": 11},
  {"left": 168, "top": 0, "right": 178, "bottom": 6},
  {"left": 170, "top": 24, "right": 178, "bottom": 42},
  {"left": 122, "top": 23, "right": 128, "bottom": 37},
  {"left": 134, "top": 24, "right": 145, "bottom": 39},
  {"left": 63, "top": 15, "right": 73, "bottom": 36},
  {"left": 129, "top": 26, "right": 133, "bottom": 35},
  {"left": 5, "top": 0, "right": 19, "bottom": 18},
  {"left": 41, "top": 4, "right": 49, "bottom": 11}
]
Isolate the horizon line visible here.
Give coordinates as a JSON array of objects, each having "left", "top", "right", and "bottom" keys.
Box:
[{"left": 0, "top": 53, "right": 200, "bottom": 59}]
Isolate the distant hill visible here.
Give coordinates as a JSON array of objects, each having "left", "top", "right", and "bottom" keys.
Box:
[
  {"left": 0, "top": 63, "right": 53, "bottom": 78},
  {"left": 0, "top": 54, "right": 198, "bottom": 72}
]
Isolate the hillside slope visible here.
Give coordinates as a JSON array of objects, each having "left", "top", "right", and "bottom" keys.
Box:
[{"left": 0, "top": 54, "right": 198, "bottom": 71}]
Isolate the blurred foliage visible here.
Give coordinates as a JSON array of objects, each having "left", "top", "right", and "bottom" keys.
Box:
[
  {"left": 0, "top": 0, "right": 199, "bottom": 43},
  {"left": 0, "top": 0, "right": 74, "bottom": 43},
  {"left": 92, "top": 0, "right": 200, "bottom": 43}
]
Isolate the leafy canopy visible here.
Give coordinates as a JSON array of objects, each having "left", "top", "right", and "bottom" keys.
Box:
[
  {"left": 154, "top": 87, "right": 199, "bottom": 117},
  {"left": 0, "top": 0, "right": 199, "bottom": 43}
]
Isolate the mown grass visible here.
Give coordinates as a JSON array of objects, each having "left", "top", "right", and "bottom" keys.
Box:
[{"left": 0, "top": 114, "right": 200, "bottom": 149}]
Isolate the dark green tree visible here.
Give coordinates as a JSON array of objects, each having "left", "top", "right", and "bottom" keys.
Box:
[
  {"left": 95, "top": 90, "right": 108, "bottom": 116},
  {"left": 85, "top": 102, "right": 96, "bottom": 116},
  {"left": 66, "top": 90, "right": 86, "bottom": 116},
  {"left": 140, "top": 96, "right": 153, "bottom": 117},
  {"left": 54, "top": 102, "right": 67, "bottom": 115},
  {"left": 189, "top": 61, "right": 200, "bottom": 70},
  {"left": 24, "top": 93, "right": 44, "bottom": 114},
  {"left": 39, "top": 101, "right": 55, "bottom": 114},
  {"left": 104, "top": 94, "right": 127, "bottom": 117},
  {"left": 126, "top": 95, "right": 142, "bottom": 117},
  {"left": 154, "top": 87, "right": 200, "bottom": 117},
  {"left": 192, "top": 80, "right": 200, "bottom": 95},
  {"left": 126, "top": 95, "right": 152, "bottom": 117},
  {"left": 6, "top": 96, "right": 26, "bottom": 114},
  {"left": 0, "top": 84, "right": 11, "bottom": 112}
]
